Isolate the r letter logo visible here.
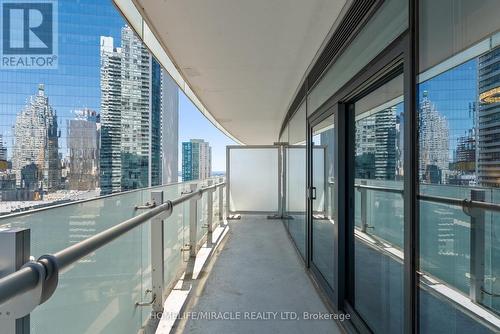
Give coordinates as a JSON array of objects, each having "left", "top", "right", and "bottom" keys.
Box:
[{"left": 1, "top": 0, "right": 58, "bottom": 69}]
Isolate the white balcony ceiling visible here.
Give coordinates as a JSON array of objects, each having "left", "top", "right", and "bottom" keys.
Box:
[{"left": 134, "top": 0, "right": 347, "bottom": 144}]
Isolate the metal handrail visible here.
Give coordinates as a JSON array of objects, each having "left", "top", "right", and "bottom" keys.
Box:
[
  {"left": 0, "top": 177, "right": 222, "bottom": 220},
  {"left": 0, "top": 182, "right": 225, "bottom": 306},
  {"left": 418, "top": 194, "right": 500, "bottom": 213},
  {"left": 354, "top": 183, "right": 404, "bottom": 194},
  {"left": 353, "top": 183, "right": 500, "bottom": 212}
]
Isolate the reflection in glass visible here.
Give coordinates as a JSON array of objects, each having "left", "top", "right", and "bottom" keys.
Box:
[
  {"left": 285, "top": 102, "right": 307, "bottom": 257},
  {"left": 0, "top": 0, "right": 179, "bottom": 215},
  {"left": 353, "top": 83, "right": 404, "bottom": 333},
  {"left": 418, "top": 23, "right": 500, "bottom": 332},
  {"left": 286, "top": 146, "right": 307, "bottom": 257},
  {"left": 311, "top": 115, "right": 335, "bottom": 288}
]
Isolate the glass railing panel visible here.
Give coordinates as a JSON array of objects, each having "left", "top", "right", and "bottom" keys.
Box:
[
  {"left": 0, "top": 188, "right": 149, "bottom": 256},
  {"left": 354, "top": 186, "right": 362, "bottom": 229},
  {"left": 483, "top": 207, "right": 500, "bottom": 314},
  {"left": 197, "top": 191, "right": 208, "bottom": 244},
  {"left": 354, "top": 179, "right": 404, "bottom": 248},
  {"left": 0, "top": 182, "right": 195, "bottom": 333},
  {"left": 222, "top": 183, "right": 227, "bottom": 219},
  {"left": 30, "top": 214, "right": 151, "bottom": 333},
  {"left": 419, "top": 198, "right": 471, "bottom": 294},
  {"left": 419, "top": 285, "right": 496, "bottom": 333},
  {"left": 419, "top": 199, "right": 500, "bottom": 332},
  {"left": 163, "top": 201, "right": 189, "bottom": 290},
  {"left": 0, "top": 179, "right": 228, "bottom": 333},
  {"left": 212, "top": 187, "right": 219, "bottom": 229}
]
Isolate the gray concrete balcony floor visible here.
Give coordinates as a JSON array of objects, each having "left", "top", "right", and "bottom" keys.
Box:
[{"left": 175, "top": 215, "right": 343, "bottom": 334}]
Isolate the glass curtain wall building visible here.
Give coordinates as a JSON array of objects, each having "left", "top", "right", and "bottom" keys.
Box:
[
  {"left": 182, "top": 139, "right": 212, "bottom": 181},
  {"left": 0, "top": 0, "right": 180, "bottom": 214}
]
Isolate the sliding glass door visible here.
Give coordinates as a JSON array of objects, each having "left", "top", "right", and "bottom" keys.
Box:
[
  {"left": 310, "top": 113, "right": 336, "bottom": 293},
  {"left": 349, "top": 74, "right": 405, "bottom": 333}
]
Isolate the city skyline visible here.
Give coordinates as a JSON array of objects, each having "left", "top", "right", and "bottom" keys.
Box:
[{"left": 0, "top": 0, "right": 234, "bottom": 174}]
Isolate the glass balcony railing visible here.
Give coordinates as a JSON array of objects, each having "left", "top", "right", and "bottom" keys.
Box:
[
  {"left": 353, "top": 178, "right": 500, "bottom": 330},
  {"left": 0, "top": 178, "right": 226, "bottom": 334}
]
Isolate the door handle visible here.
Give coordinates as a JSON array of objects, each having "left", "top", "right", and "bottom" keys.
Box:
[{"left": 311, "top": 187, "right": 317, "bottom": 200}]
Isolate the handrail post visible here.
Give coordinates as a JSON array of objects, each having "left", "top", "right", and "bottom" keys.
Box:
[
  {"left": 0, "top": 228, "right": 30, "bottom": 334},
  {"left": 150, "top": 191, "right": 165, "bottom": 314},
  {"left": 360, "top": 180, "right": 368, "bottom": 233},
  {"left": 469, "top": 189, "right": 485, "bottom": 304},
  {"left": 189, "top": 184, "right": 198, "bottom": 258},
  {"left": 206, "top": 180, "right": 214, "bottom": 247},
  {"left": 218, "top": 178, "right": 224, "bottom": 225}
]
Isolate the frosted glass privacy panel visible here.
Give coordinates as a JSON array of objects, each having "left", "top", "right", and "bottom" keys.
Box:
[
  {"left": 287, "top": 147, "right": 306, "bottom": 212},
  {"left": 229, "top": 147, "right": 279, "bottom": 212}
]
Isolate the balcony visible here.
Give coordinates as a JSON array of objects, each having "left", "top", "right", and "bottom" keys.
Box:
[
  {"left": 0, "top": 172, "right": 343, "bottom": 334},
  {"left": 2, "top": 0, "right": 500, "bottom": 333},
  {"left": 1, "top": 146, "right": 500, "bottom": 334}
]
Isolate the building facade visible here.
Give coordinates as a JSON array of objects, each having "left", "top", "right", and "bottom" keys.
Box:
[
  {"left": 67, "top": 109, "right": 100, "bottom": 190},
  {"left": 120, "top": 26, "right": 152, "bottom": 191},
  {"left": 12, "top": 84, "right": 61, "bottom": 191},
  {"left": 100, "top": 26, "right": 179, "bottom": 194},
  {"left": 182, "top": 139, "right": 212, "bottom": 181},
  {"left": 354, "top": 105, "right": 401, "bottom": 180},
  {"left": 478, "top": 46, "right": 500, "bottom": 187},
  {"left": 0, "top": 134, "right": 6, "bottom": 162},
  {"left": 418, "top": 91, "right": 450, "bottom": 184},
  {"left": 100, "top": 36, "right": 123, "bottom": 194}
]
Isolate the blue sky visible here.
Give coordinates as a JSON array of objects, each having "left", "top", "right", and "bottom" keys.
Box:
[
  {"left": 418, "top": 59, "right": 477, "bottom": 156},
  {"left": 178, "top": 92, "right": 236, "bottom": 171},
  {"left": 0, "top": 0, "right": 235, "bottom": 172}
]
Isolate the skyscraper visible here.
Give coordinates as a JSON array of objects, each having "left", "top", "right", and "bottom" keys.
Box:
[
  {"left": 67, "top": 109, "right": 100, "bottom": 190},
  {"left": 478, "top": 46, "right": 500, "bottom": 187},
  {"left": 0, "top": 134, "right": 6, "bottom": 162},
  {"left": 182, "top": 139, "right": 212, "bottom": 181},
  {"left": 151, "top": 60, "right": 162, "bottom": 186},
  {"left": 100, "top": 26, "right": 179, "bottom": 194},
  {"left": 374, "top": 106, "right": 397, "bottom": 180},
  {"left": 12, "top": 84, "right": 61, "bottom": 191},
  {"left": 355, "top": 115, "right": 376, "bottom": 179},
  {"left": 449, "top": 129, "right": 476, "bottom": 185},
  {"left": 354, "top": 105, "right": 400, "bottom": 180},
  {"left": 419, "top": 91, "right": 450, "bottom": 183},
  {"left": 100, "top": 36, "right": 122, "bottom": 194},
  {"left": 120, "top": 25, "right": 151, "bottom": 191}
]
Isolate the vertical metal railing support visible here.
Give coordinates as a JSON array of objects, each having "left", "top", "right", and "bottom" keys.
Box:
[
  {"left": 150, "top": 191, "right": 165, "bottom": 314},
  {"left": 0, "top": 228, "right": 30, "bottom": 334},
  {"left": 280, "top": 144, "right": 286, "bottom": 218},
  {"left": 360, "top": 180, "right": 368, "bottom": 233},
  {"left": 189, "top": 183, "right": 198, "bottom": 258},
  {"left": 218, "top": 177, "right": 225, "bottom": 225},
  {"left": 468, "top": 189, "right": 486, "bottom": 304},
  {"left": 206, "top": 180, "right": 214, "bottom": 246}
]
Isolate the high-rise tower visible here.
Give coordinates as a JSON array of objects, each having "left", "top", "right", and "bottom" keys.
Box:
[
  {"left": 12, "top": 84, "right": 60, "bottom": 191},
  {"left": 100, "top": 36, "right": 123, "bottom": 194},
  {"left": 182, "top": 139, "right": 212, "bottom": 181},
  {"left": 419, "top": 91, "right": 450, "bottom": 183},
  {"left": 100, "top": 26, "right": 178, "bottom": 193},
  {"left": 478, "top": 46, "right": 500, "bottom": 187}
]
